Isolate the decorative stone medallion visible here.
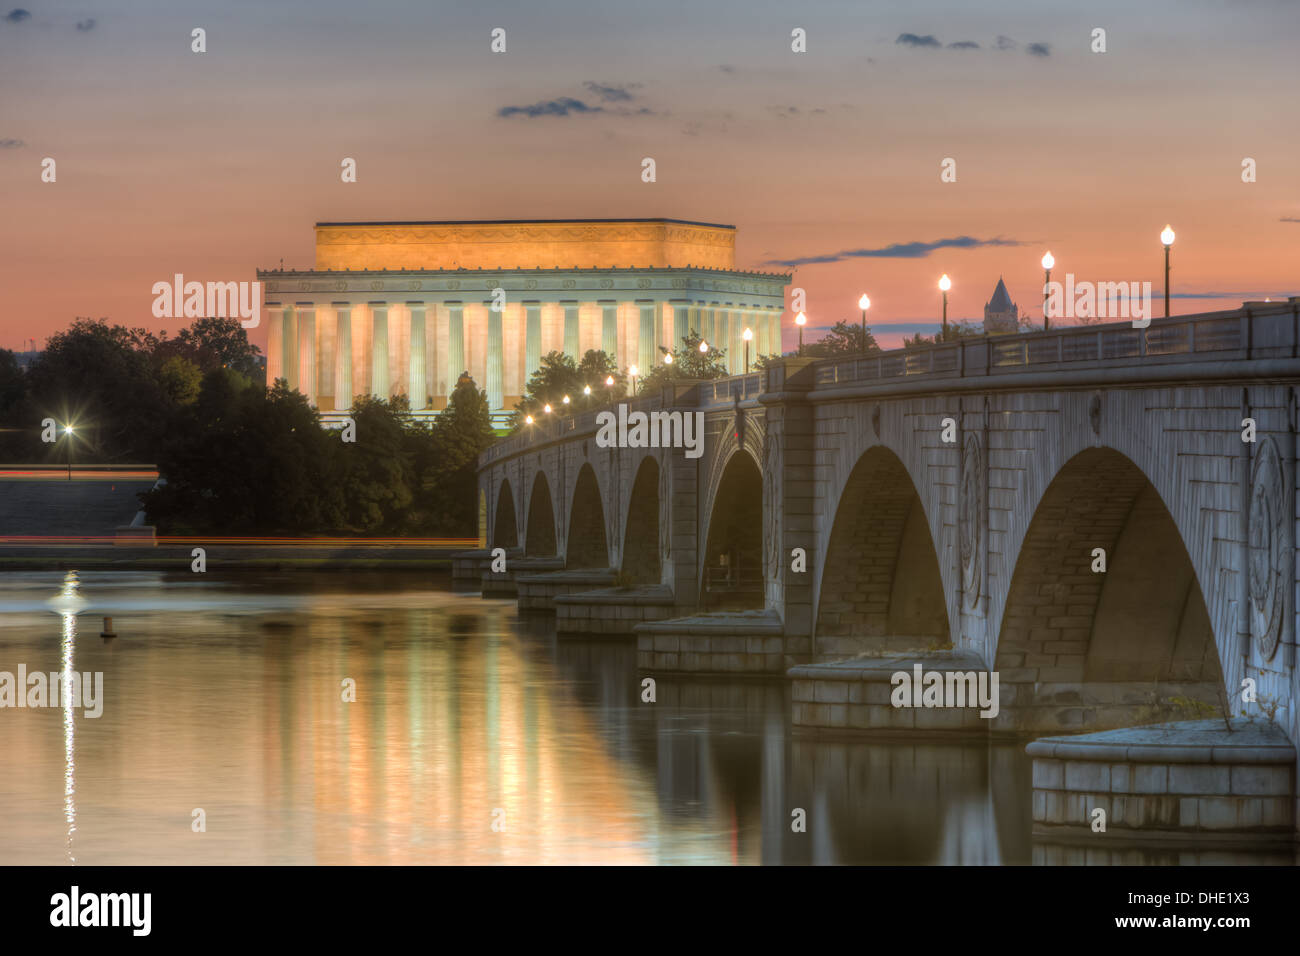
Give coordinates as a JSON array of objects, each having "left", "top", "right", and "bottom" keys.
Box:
[
  {"left": 959, "top": 431, "right": 984, "bottom": 609},
  {"left": 1248, "top": 437, "right": 1285, "bottom": 661}
]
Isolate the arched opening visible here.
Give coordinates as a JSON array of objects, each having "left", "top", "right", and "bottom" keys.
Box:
[
  {"left": 815, "top": 447, "right": 948, "bottom": 659},
  {"left": 492, "top": 479, "right": 517, "bottom": 550},
  {"left": 994, "top": 448, "right": 1222, "bottom": 731},
  {"left": 621, "top": 457, "right": 660, "bottom": 585},
  {"left": 525, "top": 471, "right": 557, "bottom": 557},
  {"left": 701, "top": 452, "right": 764, "bottom": 609},
  {"left": 566, "top": 464, "right": 609, "bottom": 569}
]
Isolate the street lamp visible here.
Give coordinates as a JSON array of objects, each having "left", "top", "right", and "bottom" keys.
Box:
[
  {"left": 938, "top": 275, "right": 952, "bottom": 339},
  {"left": 664, "top": 352, "right": 673, "bottom": 365},
  {"left": 62, "top": 423, "right": 74, "bottom": 481},
  {"left": 857, "top": 294, "right": 870, "bottom": 350},
  {"left": 795, "top": 311, "right": 807, "bottom": 355},
  {"left": 699, "top": 340, "right": 709, "bottom": 353},
  {"left": 525, "top": 414, "right": 534, "bottom": 425},
  {"left": 1040, "top": 252, "right": 1055, "bottom": 331},
  {"left": 543, "top": 403, "right": 552, "bottom": 415},
  {"left": 742, "top": 327, "right": 753, "bottom": 373},
  {"left": 629, "top": 364, "right": 639, "bottom": 394},
  {"left": 1160, "top": 224, "right": 1175, "bottom": 318}
]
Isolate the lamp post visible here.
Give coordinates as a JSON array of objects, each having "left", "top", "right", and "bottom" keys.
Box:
[
  {"left": 63, "top": 424, "right": 74, "bottom": 481},
  {"left": 1040, "top": 252, "right": 1055, "bottom": 331},
  {"left": 795, "top": 311, "right": 807, "bottom": 355},
  {"left": 1160, "top": 224, "right": 1175, "bottom": 319},
  {"left": 938, "top": 275, "right": 952, "bottom": 339},
  {"left": 742, "top": 327, "right": 753, "bottom": 373},
  {"left": 664, "top": 352, "right": 673, "bottom": 365},
  {"left": 583, "top": 384, "right": 591, "bottom": 407},
  {"left": 857, "top": 294, "right": 870, "bottom": 350},
  {"left": 629, "top": 364, "right": 639, "bottom": 395}
]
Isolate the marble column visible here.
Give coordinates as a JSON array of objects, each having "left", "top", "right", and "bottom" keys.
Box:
[
  {"left": 704, "top": 304, "right": 718, "bottom": 351},
  {"left": 370, "top": 302, "right": 389, "bottom": 399},
  {"left": 637, "top": 300, "right": 656, "bottom": 377},
  {"left": 562, "top": 301, "right": 580, "bottom": 358},
  {"left": 282, "top": 306, "right": 298, "bottom": 391},
  {"left": 487, "top": 298, "right": 504, "bottom": 412},
  {"left": 297, "top": 305, "right": 317, "bottom": 403},
  {"left": 407, "top": 302, "right": 427, "bottom": 411},
  {"left": 334, "top": 303, "right": 352, "bottom": 411},
  {"left": 447, "top": 302, "right": 464, "bottom": 398},
  {"left": 689, "top": 304, "right": 702, "bottom": 337},
  {"left": 671, "top": 300, "right": 689, "bottom": 353},
  {"left": 266, "top": 305, "right": 283, "bottom": 384},
  {"left": 524, "top": 301, "right": 541, "bottom": 382},
  {"left": 600, "top": 300, "right": 618, "bottom": 358}
]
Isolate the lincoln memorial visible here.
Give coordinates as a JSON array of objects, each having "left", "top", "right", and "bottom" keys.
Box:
[{"left": 260, "top": 218, "right": 793, "bottom": 423}]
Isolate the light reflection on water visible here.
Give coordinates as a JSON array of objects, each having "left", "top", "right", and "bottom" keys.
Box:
[{"left": 0, "top": 571, "right": 1287, "bottom": 865}]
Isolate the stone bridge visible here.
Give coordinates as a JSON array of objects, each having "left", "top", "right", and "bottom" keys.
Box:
[{"left": 471, "top": 301, "right": 1300, "bottom": 836}]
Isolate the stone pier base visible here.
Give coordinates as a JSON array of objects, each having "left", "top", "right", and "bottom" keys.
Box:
[
  {"left": 635, "top": 610, "right": 804, "bottom": 674},
  {"left": 789, "top": 652, "right": 996, "bottom": 733},
  {"left": 1027, "top": 719, "right": 1296, "bottom": 839},
  {"left": 554, "top": 586, "right": 675, "bottom": 636},
  {"left": 517, "top": 568, "right": 617, "bottom": 612},
  {"left": 481, "top": 555, "right": 563, "bottom": 598}
]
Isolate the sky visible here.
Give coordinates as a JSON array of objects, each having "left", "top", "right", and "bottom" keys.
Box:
[{"left": 1, "top": 0, "right": 1297, "bottom": 352}]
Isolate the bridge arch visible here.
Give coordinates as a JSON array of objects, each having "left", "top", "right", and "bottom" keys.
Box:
[
  {"left": 993, "top": 446, "right": 1224, "bottom": 730},
  {"left": 814, "top": 445, "right": 949, "bottom": 658},
  {"left": 566, "top": 463, "right": 609, "bottom": 569},
  {"left": 524, "top": 471, "right": 557, "bottom": 557},
  {"left": 492, "top": 479, "right": 518, "bottom": 550},
  {"left": 700, "top": 449, "right": 764, "bottom": 608},
  {"left": 621, "top": 455, "right": 661, "bottom": 585}
]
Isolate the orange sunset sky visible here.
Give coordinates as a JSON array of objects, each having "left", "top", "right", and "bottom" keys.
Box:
[{"left": 1, "top": 0, "right": 1297, "bottom": 352}]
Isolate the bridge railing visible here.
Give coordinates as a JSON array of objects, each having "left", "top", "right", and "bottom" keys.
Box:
[
  {"left": 811, "top": 306, "right": 1285, "bottom": 389},
  {"left": 480, "top": 301, "right": 1296, "bottom": 467}
]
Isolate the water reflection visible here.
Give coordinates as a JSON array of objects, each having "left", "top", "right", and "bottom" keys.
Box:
[{"left": 0, "top": 571, "right": 1287, "bottom": 865}]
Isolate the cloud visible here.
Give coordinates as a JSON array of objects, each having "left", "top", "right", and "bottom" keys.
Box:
[
  {"left": 498, "top": 97, "right": 602, "bottom": 118},
  {"left": 1281, "top": 216, "right": 1300, "bottom": 223},
  {"left": 995, "top": 35, "right": 1017, "bottom": 50},
  {"left": 896, "top": 33, "right": 941, "bottom": 48},
  {"left": 76, "top": 17, "right": 95, "bottom": 31},
  {"left": 767, "top": 236, "right": 1028, "bottom": 268},
  {"left": 947, "top": 40, "right": 980, "bottom": 49},
  {"left": 583, "top": 81, "right": 638, "bottom": 102},
  {"left": 4, "top": 8, "right": 30, "bottom": 22},
  {"left": 1169, "top": 289, "right": 1295, "bottom": 300},
  {"left": 0, "top": 137, "right": 23, "bottom": 148},
  {"left": 1026, "top": 42, "right": 1051, "bottom": 57},
  {"left": 718, "top": 64, "right": 735, "bottom": 73}
]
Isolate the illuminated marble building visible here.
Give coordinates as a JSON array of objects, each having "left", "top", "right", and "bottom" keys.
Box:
[{"left": 260, "top": 219, "right": 792, "bottom": 423}]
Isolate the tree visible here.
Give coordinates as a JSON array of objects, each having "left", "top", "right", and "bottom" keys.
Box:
[
  {"left": 173, "top": 316, "right": 262, "bottom": 375},
  {"left": 903, "top": 320, "right": 981, "bottom": 348},
  {"left": 417, "top": 374, "right": 498, "bottom": 534},
  {"left": 333, "top": 396, "right": 417, "bottom": 532},
  {"left": 512, "top": 349, "right": 626, "bottom": 429},
  {"left": 157, "top": 355, "right": 202, "bottom": 406},
  {"left": 143, "top": 374, "right": 341, "bottom": 533},
  {"left": 817, "top": 320, "right": 880, "bottom": 355},
  {"left": 636, "top": 330, "right": 728, "bottom": 392},
  {"left": 24, "top": 318, "right": 168, "bottom": 462}
]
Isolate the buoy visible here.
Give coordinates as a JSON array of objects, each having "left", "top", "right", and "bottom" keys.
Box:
[{"left": 100, "top": 616, "right": 116, "bottom": 639}]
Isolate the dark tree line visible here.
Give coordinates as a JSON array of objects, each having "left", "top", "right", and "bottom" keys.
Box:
[{"left": 0, "top": 317, "right": 497, "bottom": 535}]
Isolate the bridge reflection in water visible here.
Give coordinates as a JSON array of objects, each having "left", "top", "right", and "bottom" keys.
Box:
[{"left": 0, "top": 570, "right": 1289, "bottom": 865}]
